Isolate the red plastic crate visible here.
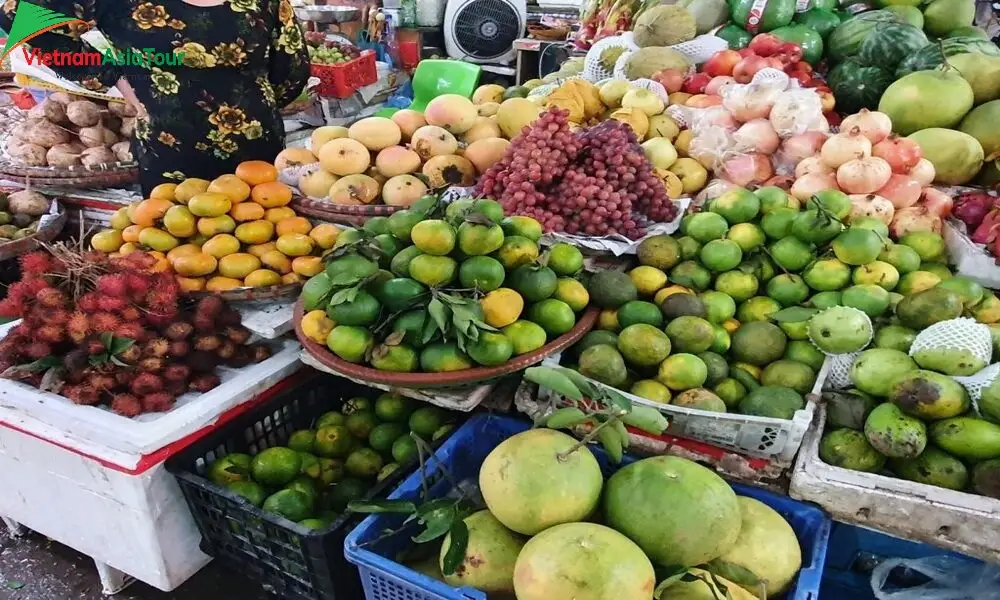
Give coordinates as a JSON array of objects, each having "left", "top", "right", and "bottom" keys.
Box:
[{"left": 310, "top": 50, "right": 377, "bottom": 99}]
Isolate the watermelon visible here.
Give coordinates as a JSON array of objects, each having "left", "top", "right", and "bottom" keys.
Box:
[
  {"left": 801, "top": 0, "right": 837, "bottom": 11},
  {"left": 856, "top": 23, "right": 928, "bottom": 71},
  {"left": 716, "top": 23, "right": 753, "bottom": 49},
  {"left": 771, "top": 24, "right": 825, "bottom": 64},
  {"left": 828, "top": 59, "right": 895, "bottom": 113},
  {"left": 730, "top": 0, "right": 796, "bottom": 33},
  {"left": 826, "top": 10, "right": 904, "bottom": 62},
  {"left": 794, "top": 8, "right": 842, "bottom": 39},
  {"left": 895, "top": 37, "right": 1000, "bottom": 77}
]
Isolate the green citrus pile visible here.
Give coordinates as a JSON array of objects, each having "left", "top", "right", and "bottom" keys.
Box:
[
  {"left": 299, "top": 196, "right": 592, "bottom": 373},
  {"left": 205, "top": 393, "right": 455, "bottom": 528}
]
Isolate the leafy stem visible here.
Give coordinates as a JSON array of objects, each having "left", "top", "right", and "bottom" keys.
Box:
[{"left": 556, "top": 412, "right": 625, "bottom": 462}]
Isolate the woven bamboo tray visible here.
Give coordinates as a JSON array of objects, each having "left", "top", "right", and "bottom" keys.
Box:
[
  {"left": 291, "top": 195, "right": 402, "bottom": 224},
  {"left": 0, "top": 134, "right": 138, "bottom": 188},
  {"left": 294, "top": 298, "right": 599, "bottom": 388},
  {"left": 0, "top": 202, "right": 67, "bottom": 262},
  {"left": 185, "top": 282, "right": 303, "bottom": 303}
]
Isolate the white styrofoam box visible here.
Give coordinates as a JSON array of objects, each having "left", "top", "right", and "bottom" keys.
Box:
[
  {"left": 789, "top": 403, "right": 1000, "bottom": 564},
  {"left": 234, "top": 300, "right": 295, "bottom": 340},
  {"left": 0, "top": 419, "right": 209, "bottom": 592},
  {"left": 0, "top": 329, "right": 303, "bottom": 466},
  {"left": 943, "top": 219, "right": 1000, "bottom": 289}
]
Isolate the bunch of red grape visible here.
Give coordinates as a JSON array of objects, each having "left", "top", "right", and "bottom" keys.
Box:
[{"left": 476, "top": 108, "right": 677, "bottom": 239}]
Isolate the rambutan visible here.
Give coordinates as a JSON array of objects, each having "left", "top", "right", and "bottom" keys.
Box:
[
  {"left": 97, "top": 274, "right": 129, "bottom": 299},
  {"left": 163, "top": 364, "right": 191, "bottom": 383},
  {"left": 67, "top": 312, "right": 90, "bottom": 344},
  {"left": 114, "top": 370, "right": 132, "bottom": 387},
  {"left": 85, "top": 338, "right": 106, "bottom": 355},
  {"left": 249, "top": 344, "right": 272, "bottom": 363},
  {"left": 139, "top": 357, "right": 165, "bottom": 372},
  {"left": 218, "top": 308, "right": 242, "bottom": 328},
  {"left": 145, "top": 287, "right": 178, "bottom": 310},
  {"left": 142, "top": 392, "right": 176, "bottom": 413},
  {"left": 37, "top": 307, "right": 70, "bottom": 326},
  {"left": 120, "top": 306, "right": 142, "bottom": 323},
  {"left": 125, "top": 272, "right": 153, "bottom": 300},
  {"left": 217, "top": 340, "right": 237, "bottom": 360},
  {"left": 131, "top": 372, "right": 163, "bottom": 396},
  {"left": 77, "top": 293, "right": 102, "bottom": 313},
  {"left": 91, "top": 312, "right": 121, "bottom": 333},
  {"left": 168, "top": 340, "right": 189, "bottom": 357},
  {"left": 187, "top": 350, "right": 218, "bottom": 373},
  {"left": 6, "top": 281, "right": 31, "bottom": 304},
  {"left": 24, "top": 342, "right": 52, "bottom": 359},
  {"left": 87, "top": 373, "right": 117, "bottom": 392},
  {"left": 189, "top": 373, "right": 221, "bottom": 393},
  {"left": 24, "top": 278, "right": 49, "bottom": 295},
  {"left": 36, "top": 325, "right": 64, "bottom": 344},
  {"left": 97, "top": 295, "right": 127, "bottom": 313},
  {"left": 36, "top": 288, "right": 67, "bottom": 309},
  {"left": 115, "top": 322, "right": 146, "bottom": 341},
  {"left": 164, "top": 380, "right": 188, "bottom": 396},
  {"left": 19, "top": 252, "right": 52, "bottom": 276},
  {"left": 193, "top": 313, "right": 215, "bottom": 332},
  {"left": 143, "top": 337, "right": 170, "bottom": 358},
  {"left": 164, "top": 322, "right": 193, "bottom": 341},
  {"left": 194, "top": 335, "right": 222, "bottom": 352},
  {"left": 111, "top": 394, "right": 143, "bottom": 417},
  {"left": 118, "top": 344, "right": 141, "bottom": 364},
  {"left": 0, "top": 298, "right": 22, "bottom": 318},
  {"left": 224, "top": 326, "right": 251, "bottom": 345},
  {"left": 64, "top": 384, "right": 100, "bottom": 406},
  {"left": 63, "top": 349, "right": 88, "bottom": 372},
  {"left": 227, "top": 347, "right": 252, "bottom": 368},
  {"left": 196, "top": 296, "right": 225, "bottom": 319}
]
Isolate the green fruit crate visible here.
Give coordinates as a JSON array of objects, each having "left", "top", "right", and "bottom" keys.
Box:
[
  {"left": 789, "top": 402, "right": 1000, "bottom": 565},
  {"left": 166, "top": 371, "right": 460, "bottom": 600}
]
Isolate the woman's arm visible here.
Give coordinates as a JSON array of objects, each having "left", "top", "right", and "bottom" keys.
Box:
[
  {"left": 268, "top": 0, "right": 310, "bottom": 107},
  {"left": 0, "top": 0, "right": 122, "bottom": 92}
]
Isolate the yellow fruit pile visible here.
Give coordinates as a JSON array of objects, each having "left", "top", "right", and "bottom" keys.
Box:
[{"left": 91, "top": 160, "right": 343, "bottom": 292}]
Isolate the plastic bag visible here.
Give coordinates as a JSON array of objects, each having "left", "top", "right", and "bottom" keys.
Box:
[
  {"left": 871, "top": 556, "right": 1000, "bottom": 600},
  {"left": 769, "top": 89, "right": 826, "bottom": 138}
]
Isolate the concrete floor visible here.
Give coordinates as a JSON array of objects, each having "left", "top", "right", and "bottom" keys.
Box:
[{"left": 0, "top": 527, "right": 270, "bottom": 600}]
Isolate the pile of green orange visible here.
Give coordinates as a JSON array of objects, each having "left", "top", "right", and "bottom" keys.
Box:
[
  {"left": 205, "top": 393, "right": 455, "bottom": 528},
  {"left": 299, "top": 196, "right": 594, "bottom": 373}
]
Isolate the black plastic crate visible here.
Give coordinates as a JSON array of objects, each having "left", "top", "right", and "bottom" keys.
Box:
[{"left": 166, "top": 371, "right": 446, "bottom": 600}]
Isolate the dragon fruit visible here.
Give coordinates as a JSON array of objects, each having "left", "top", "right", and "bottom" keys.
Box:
[{"left": 954, "top": 191, "right": 999, "bottom": 231}]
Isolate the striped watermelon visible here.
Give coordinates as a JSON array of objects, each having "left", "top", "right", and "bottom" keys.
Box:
[
  {"left": 895, "top": 38, "right": 1000, "bottom": 77},
  {"left": 826, "top": 10, "right": 904, "bottom": 62},
  {"left": 828, "top": 59, "right": 895, "bottom": 113},
  {"left": 856, "top": 23, "right": 928, "bottom": 71}
]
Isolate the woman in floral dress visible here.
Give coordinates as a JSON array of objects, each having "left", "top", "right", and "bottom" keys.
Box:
[{"left": 1, "top": 0, "right": 310, "bottom": 193}]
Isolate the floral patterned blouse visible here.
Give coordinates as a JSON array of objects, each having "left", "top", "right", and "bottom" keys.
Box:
[{"left": 0, "top": 0, "right": 310, "bottom": 193}]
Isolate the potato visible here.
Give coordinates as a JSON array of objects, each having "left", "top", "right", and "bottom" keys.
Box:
[
  {"left": 111, "top": 141, "right": 133, "bottom": 162},
  {"left": 23, "top": 120, "right": 70, "bottom": 148},
  {"left": 48, "top": 92, "right": 74, "bottom": 105},
  {"left": 46, "top": 142, "right": 83, "bottom": 167},
  {"left": 8, "top": 190, "right": 50, "bottom": 216},
  {"left": 108, "top": 101, "right": 138, "bottom": 118},
  {"left": 120, "top": 117, "right": 136, "bottom": 138},
  {"left": 9, "top": 142, "right": 47, "bottom": 166},
  {"left": 65, "top": 100, "right": 102, "bottom": 127},
  {"left": 79, "top": 125, "right": 117, "bottom": 148},
  {"left": 80, "top": 146, "right": 116, "bottom": 168}
]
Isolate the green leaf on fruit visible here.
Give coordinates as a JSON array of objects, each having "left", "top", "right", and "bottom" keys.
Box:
[
  {"left": 110, "top": 336, "right": 134, "bottom": 355},
  {"left": 413, "top": 504, "right": 456, "bottom": 543},
  {"left": 328, "top": 284, "right": 360, "bottom": 307},
  {"left": 524, "top": 367, "right": 584, "bottom": 401},
  {"left": 440, "top": 519, "right": 469, "bottom": 577},
  {"left": 770, "top": 306, "right": 818, "bottom": 323}
]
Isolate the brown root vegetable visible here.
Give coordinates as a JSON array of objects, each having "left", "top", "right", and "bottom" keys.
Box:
[
  {"left": 79, "top": 124, "right": 117, "bottom": 148},
  {"left": 24, "top": 120, "right": 70, "bottom": 148},
  {"left": 48, "top": 92, "right": 74, "bottom": 105},
  {"left": 28, "top": 99, "right": 67, "bottom": 123},
  {"left": 120, "top": 117, "right": 136, "bottom": 138},
  {"left": 46, "top": 142, "right": 84, "bottom": 167},
  {"left": 104, "top": 115, "right": 122, "bottom": 133},
  {"left": 66, "top": 100, "right": 103, "bottom": 127},
  {"left": 9, "top": 142, "right": 48, "bottom": 166},
  {"left": 80, "top": 146, "right": 116, "bottom": 168},
  {"left": 108, "top": 101, "right": 138, "bottom": 118},
  {"left": 8, "top": 190, "right": 50, "bottom": 216},
  {"left": 111, "top": 141, "right": 133, "bottom": 162}
]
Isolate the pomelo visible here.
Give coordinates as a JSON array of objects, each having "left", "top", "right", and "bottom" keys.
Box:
[
  {"left": 708, "top": 497, "right": 803, "bottom": 597},
  {"left": 908, "top": 128, "right": 984, "bottom": 185},
  {"left": 512, "top": 523, "right": 656, "bottom": 600},
  {"left": 959, "top": 100, "right": 1000, "bottom": 162},
  {"left": 479, "top": 429, "right": 603, "bottom": 535},
  {"left": 604, "top": 456, "right": 741, "bottom": 567},
  {"left": 441, "top": 510, "right": 525, "bottom": 593},
  {"left": 656, "top": 568, "right": 757, "bottom": 600},
  {"left": 879, "top": 70, "right": 974, "bottom": 135}
]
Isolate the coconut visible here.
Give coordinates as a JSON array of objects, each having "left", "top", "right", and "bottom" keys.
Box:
[
  {"left": 632, "top": 5, "right": 697, "bottom": 48},
  {"left": 23, "top": 120, "right": 70, "bottom": 148},
  {"left": 28, "top": 99, "right": 66, "bottom": 123},
  {"left": 9, "top": 142, "right": 48, "bottom": 166},
  {"left": 46, "top": 142, "right": 84, "bottom": 167},
  {"left": 79, "top": 124, "right": 117, "bottom": 148},
  {"left": 625, "top": 47, "right": 691, "bottom": 80},
  {"left": 65, "top": 100, "right": 103, "bottom": 127},
  {"left": 80, "top": 146, "right": 116, "bottom": 168}
]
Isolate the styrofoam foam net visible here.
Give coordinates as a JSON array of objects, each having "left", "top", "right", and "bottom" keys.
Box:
[
  {"left": 824, "top": 351, "right": 861, "bottom": 391},
  {"left": 954, "top": 363, "right": 1000, "bottom": 411},
  {"left": 909, "top": 318, "right": 993, "bottom": 373},
  {"left": 583, "top": 34, "right": 638, "bottom": 82},
  {"left": 671, "top": 35, "right": 730, "bottom": 65}
]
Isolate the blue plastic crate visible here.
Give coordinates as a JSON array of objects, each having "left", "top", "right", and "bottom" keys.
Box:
[{"left": 344, "top": 414, "right": 831, "bottom": 600}]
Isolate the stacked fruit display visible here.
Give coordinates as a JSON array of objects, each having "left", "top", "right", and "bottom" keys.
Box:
[
  {"left": 304, "top": 32, "right": 362, "bottom": 65},
  {"left": 299, "top": 95, "right": 510, "bottom": 204},
  {"left": 7, "top": 91, "right": 136, "bottom": 168},
  {"left": 0, "top": 188, "right": 53, "bottom": 241},
  {"left": 0, "top": 249, "right": 272, "bottom": 417},
  {"left": 818, "top": 280, "right": 1000, "bottom": 500},
  {"left": 401, "top": 426, "right": 805, "bottom": 599},
  {"left": 953, "top": 190, "right": 1000, "bottom": 258},
  {"left": 91, "top": 160, "right": 342, "bottom": 292},
  {"left": 206, "top": 393, "right": 456, "bottom": 527},
  {"left": 298, "top": 196, "right": 594, "bottom": 374}
]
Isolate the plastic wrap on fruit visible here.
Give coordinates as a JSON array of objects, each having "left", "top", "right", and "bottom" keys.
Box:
[
  {"left": 719, "top": 152, "right": 775, "bottom": 188},
  {"left": 688, "top": 127, "right": 735, "bottom": 172},
  {"left": 689, "top": 106, "right": 739, "bottom": 133},
  {"left": 769, "top": 89, "right": 826, "bottom": 138},
  {"left": 721, "top": 79, "right": 784, "bottom": 124}
]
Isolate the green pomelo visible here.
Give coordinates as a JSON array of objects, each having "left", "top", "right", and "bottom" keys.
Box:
[
  {"left": 588, "top": 270, "right": 638, "bottom": 308},
  {"left": 677, "top": 236, "right": 702, "bottom": 260},
  {"left": 769, "top": 237, "right": 814, "bottom": 272},
  {"left": 631, "top": 379, "right": 672, "bottom": 403},
  {"left": 948, "top": 54, "right": 1000, "bottom": 105},
  {"left": 699, "top": 291, "right": 736, "bottom": 323},
  {"left": 670, "top": 260, "right": 713, "bottom": 291},
  {"left": 760, "top": 208, "right": 798, "bottom": 239},
  {"left": 879, "top": 243, "right": 921, "bottom": 274},
  {"left": 791, "top": 209, "right": 843, "bottom": 244},
  {"left": 685, "top": 212, "right": 730, "bottom": 243},
  {"left": 889, "top": 446, "right": 969, "bottom": 491},
  {"left": 908, "top": 128, "right": 984, "bottom": 185},
  {"left": 864, "top": 403, "right": 927, "bottom": 459},
  {"left": 603, "top": 456, "right": 741, "bottom": 567},
  {"left": 711, "top": 326, "right": 731, "bottom": 354},
  {"left": 810, "top": 291, "right": 842, "bottom": 310},
  {"left": 833, "top": 228, "right": 883, "bottom": 266},
  {"left": 571, "top": 330, "right": 619, "bottom": 360},
  {"left": 785, "top": 340, "right": 826, "bottom": 372},
  {"left": 726, "top": 223, "right": 766, "bottom": 252},
  {"left": 889, "top": 370, "right": 971, "bottom": 420},
  {"left": 895, "top": 287, "right": 964, "bottom": 329},
  {"left": 714, "top": 271, "right": 759, "bottom": 302},
  {"left": 852, "top": 261, "right": 899, "bottom": 291},
  {"left": 922, "top": 0, "right": 975, "bottom": 38},
  {"left": 731, "top": 321, "right": 787, "bottom": 366},
  {"left": 697, "top": 351, "right": 729, "bottom": 386},
  {"left": 767, "top": 274, "right": 810, "bottom": 307},
  {"left": 708, "top": 497, "right": 803, "bottom": 597},
  {"left": 512, "top": 523, "right": 656, "bottom": 600},
  {"left": 811, "top": 189, "right": 852, "bottom": 220},
  {"left": 655, "top": 568, "right": 756, "bottom": 600},
  {"left": 480, "top": 429, "right": 603, "bottom": 535},
  {"left": 700, "top": 239, "right": 743, "bottom": 272},
  {"left": 617, "top": 300, "right": 664, "bottom": 328},
  {"left": 819, "top": 428, "right": 886, "bottom": 472},
  {"left": 808, "top": 306, "right": 872, "bottom": 354},
  {"left": 739, "top": 386, "right": 805, "bottom": 419},
  {"left": 879, "top": 71, "right": 974, "bottom": 135},
  {"left": 710, "top": 188, "right": 760, "bottom": 224},
  {"left": 842, "top": 284, "right": 891, "bottom": 317},
  {"left": 441, "top": 510, "right": 526, "bottom": 593},
  {"left": 618, "top": 324, "right": 672, "bottom": 368},
  {"left": 658, "top": 353, "right": 709, "bottom": 391},
  {"left": 737, "top": 296, "right": 781, "bottom": 323},
  {"left": 849, "top": 348, "right": 917, "bottom": 397},
  {"left": 579, "top": 344, "right": 628, "bottom": 388},
  {"left": 803, "top": 258, "right": 851, "bottom": 291},
  {"left": 755, "top": 186, "right": 795, "bottom": 213},
  {"left": 714, "top": 378, "right": 747, "bottom": 408},
  {"left": 896, "top": 270, "right": 942, "bottom": 295},
  {"left": 761, "top": 360, "right": 816, "bottom": 395},
  {"left": 661, "top": 293, "right": 708, "bottom": 320},
  {"left": 666, "top": 315, "right": 716, "bottom": 353},
  {"left": 637, "top": 235, "right": 682, "bottom": 270},
  {"left": 674, "top": 388, "right": 728, "bottom": 412}
]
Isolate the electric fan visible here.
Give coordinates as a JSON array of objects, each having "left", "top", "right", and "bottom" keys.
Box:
[{"left": 443, "top": 0, "right": 527, "bottom": 65}]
